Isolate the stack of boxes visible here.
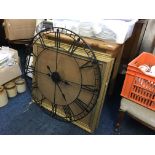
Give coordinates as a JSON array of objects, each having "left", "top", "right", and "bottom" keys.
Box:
[
  {"left": 0, "top": 19, "right": 36, "bottom": 107},
  {"left": 0, "top": 47, "right": 24, "bottom": 107},
  {"left": 0, "top": 47, "right": 22, "bottom": 86}
]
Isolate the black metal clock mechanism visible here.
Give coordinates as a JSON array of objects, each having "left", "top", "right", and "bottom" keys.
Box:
[{"left": 25, "top": 27, "right": 101, "bottom": 122}]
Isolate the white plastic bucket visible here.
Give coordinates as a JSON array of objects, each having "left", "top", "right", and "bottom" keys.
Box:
[
  {"left": 0, "top": 85, "right": 8, "bottom": 107},
  {"left": 15, "top": 78, "right": 26, "bottom": 93},
  {"left": 5, "top": 82, "right": 17, "bottom": 97}
]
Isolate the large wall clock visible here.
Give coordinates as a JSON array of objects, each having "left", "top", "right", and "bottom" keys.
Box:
[{"left": 25, "top": 27, "right": 101, "bottom": 122}]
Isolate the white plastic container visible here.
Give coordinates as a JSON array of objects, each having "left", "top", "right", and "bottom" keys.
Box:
[
  {"left": 0, "top": 85, "right": 8, "bottom": 107},
  {"left": 5, "top": 82, "right": 17, "bottom": 97},
  {"left": 15, "top": 78, "right": 26, "bottom": 93}
]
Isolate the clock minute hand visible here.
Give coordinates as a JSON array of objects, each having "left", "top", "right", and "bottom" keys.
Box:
[
  {"left": 56, "top": 83, "right": 67, "bottom": 102},
  {"left": 60, "top": 79, "right": 80, "bottom": 86},
  {"left": 60, "top": 79, "right": 70, "bottom": 85}
]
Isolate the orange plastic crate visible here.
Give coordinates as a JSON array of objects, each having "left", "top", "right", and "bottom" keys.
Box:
[{"left": 121, "top": 52, "right": 155, "bottom": 111}]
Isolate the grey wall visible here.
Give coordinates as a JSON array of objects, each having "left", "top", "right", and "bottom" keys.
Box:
[{"left": 140, "top": 19, "right": 155, "bottom": 53}]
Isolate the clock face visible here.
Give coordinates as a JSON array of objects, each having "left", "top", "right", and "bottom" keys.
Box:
[{"left": 25, "top": 27, "right": 101, "bottom": 121}]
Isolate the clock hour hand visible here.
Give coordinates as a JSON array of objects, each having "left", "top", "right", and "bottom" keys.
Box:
[
  {"left": 60, "top": 79, "right": 80, "bottom": 86},
  {"left": 47, "top": 65, "right": 54, "bottom": 77},
  {"left": 47, "top": 65, "right": 53, "bottom": 74},
  {"left": 56, "top": 83, "right": 67, "bottom": 102}
]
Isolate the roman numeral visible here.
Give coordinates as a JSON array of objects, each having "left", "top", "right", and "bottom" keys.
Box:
[
  {"left": 63, "top": 105, "right": 74, "bottom": 121},
  {"left": 79, "top": 60, "right": 98, "bottom": 69},
  {"left": 80, "top": 60, "right": 93, "bottom": 69},
  {"left": 32, "top": 82, "right": 38, "bottom": 89},
  {"left": 38, "top": 33, "right": 45, "bottom": 48},
  {"left": 51, "top": 103, "right": 57, "bottom": 115},
  {"left": 55, "top": 28, "right": 60, "bottom": 49},
  {"left": 68, "top": 37, "right": 80, "bottom": 54},
  {"left": 81, "top": 84, "right": 98, "bottom": 93},
  {"left": 38, "top": 96, "right": 46, "bottom": 105},
  {"left": 74, "top": 98, "right": 89, "bottom": 112}
]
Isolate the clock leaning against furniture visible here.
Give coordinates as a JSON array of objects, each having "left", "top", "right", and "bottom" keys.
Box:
[{"left": 25, "top": 27, "right": 114, "bottom": 132}]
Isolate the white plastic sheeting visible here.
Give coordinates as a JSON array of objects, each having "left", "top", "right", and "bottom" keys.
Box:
[
  {"left": 0, "top": 46, "right": 18, "bottom": 69},
  {"left": 51, "top": 19, "right": 138, "bottom": 44}
]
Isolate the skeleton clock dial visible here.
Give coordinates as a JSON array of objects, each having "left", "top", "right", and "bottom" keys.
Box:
[{"left": 25, "top": 27, "right": 101, "bottom": 121}]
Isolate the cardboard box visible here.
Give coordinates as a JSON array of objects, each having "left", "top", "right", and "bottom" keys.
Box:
[
  {"left": 0, "top": 47, "right": 22, "bottom": 85},
  {"left": 4, "top": 19, "right": 36, "bottom": 40}
]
